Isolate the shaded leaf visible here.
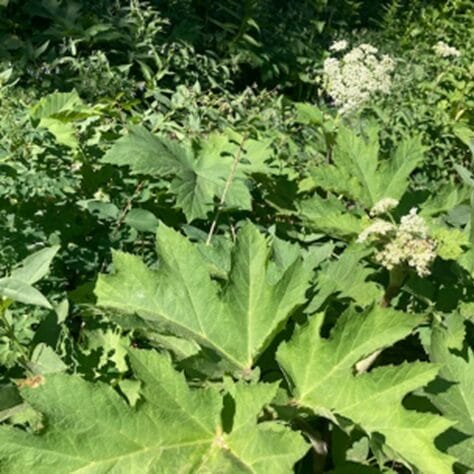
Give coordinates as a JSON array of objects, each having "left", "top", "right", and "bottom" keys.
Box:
[
  {"left": 427, "top": 324, "right": 474, "bottom": 471},
  {"left": 10, "top": 246, "right": 59, "bottom": 285}
]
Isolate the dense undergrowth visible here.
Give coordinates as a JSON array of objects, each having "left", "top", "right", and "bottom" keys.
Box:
[{"left": 0, "top": 0, "right": 473, "bottom": 472}]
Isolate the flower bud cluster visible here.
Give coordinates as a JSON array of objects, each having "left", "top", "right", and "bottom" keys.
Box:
[
  {"left": 358, "top": 207, "right": 437, "bottom": 277},
  {"left": 369, "top": 198, "right": 399, "bottom": 216},
  {"left": 357, "top": 220, "right": 395, "bottom": 243},
  {"left": 433, "top": 41, "right": 461, "bottom": 58},
  {"left": 323, "top": 43, "right": 395, "bottom": 114}
]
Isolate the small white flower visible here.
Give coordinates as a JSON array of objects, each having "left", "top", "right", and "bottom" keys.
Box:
[
  {"left": 329, "top": 40, "right": 348, "bottom": 52},
  {"left": 357, "top": 220, "right": 396, "bottom": 243},
  {"left": 369, "top": 198, "right": 399, "bottom": 216},
  {"left": 399, "top": 208, "right": 429, "bottom": 238},
  {"left": 359, "top": 43, "right": 378, "bottom": 54},
  {"left": 433, "top": 41, "right": 461, "bottom": 58}
]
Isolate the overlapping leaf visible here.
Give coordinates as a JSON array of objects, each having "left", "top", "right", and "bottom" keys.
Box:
[
  {"left": 298, "top": 195, "right": 364, "bottom": 239},
  {"left": 95, "top": 222, "right": 312, "bottom": 374},
  {"left": 427, "top": 323, "right": 474, "bottom": 471},
  {"left": 277, "top": 306, "right": 455, "bottom": 473},
  {"left": 307, "top": 247, "right": 382, "bottom": 312},
  {"left": 0, "top": 350, "right": 307, "bottom": 473},
  {"left": 310, "top": 126, "right": 425, "bottom": 208},
  {"left": 30, "top": 91, "right": 97, "bottom": 149}
]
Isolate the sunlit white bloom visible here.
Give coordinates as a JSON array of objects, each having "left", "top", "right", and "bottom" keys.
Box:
[
  {"left": 399, "top": 208, "right": 429, "bottom": 238},
  {"left": 329, "top": 40, "right": 348, "bottom": 52},
  {"left": 376, "top": 233, "right": 436, "bottom": 277},
  {"left": 357, "top": 220, "right": 396, "bottom": 243},
  {"left": 359, "top": 43, "right": 378, "bottom": 54},
  {"left": 433, "top": 41, "right": 461, "bottom": 58},
  {"left": 322, "top": 44, "right": 395, "bottom": 114},
  {"left": 369, "top": 198, "right": 399, "bottom": 216},
  {"left": 358, "top": 207, "right": 437, "bottom": 277}
]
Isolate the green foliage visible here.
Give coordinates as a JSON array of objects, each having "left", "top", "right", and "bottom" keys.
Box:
[
  {"left": 0, "top": 0, "right": 473, "bottom": 472},
  {"left": 0, "top": 350, "right": 307, "bottom": 473},
  {"left": 96, "top": 223, "right": 312, "bottom": 374},
  {"left": 102, "top": 126, "right": 277, "bottom": 221},
  {"left": 277, "top": 307, "right": 455, "bottom": 473},
  {"left": 308, "top": 126, "right": 425, "bottom": 208},
  {"left": 427, "top": 322, "right": 474, "bottom": 471},
  {"left": 0, "top": 247, "right": 58, "bottom": 309}
]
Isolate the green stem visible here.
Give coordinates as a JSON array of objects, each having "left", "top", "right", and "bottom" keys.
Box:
[
  {"left": 381, "top": 266, "right": 407, "bottom": 308},
  {"left": 206, "top": 134, "right": 248, "bottom": 246}
]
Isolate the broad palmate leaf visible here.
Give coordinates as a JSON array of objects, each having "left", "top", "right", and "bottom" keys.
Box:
[
  {"left": 102, "top": 127, "right": 271, "bottom": 221},
  {"left": 310, "top": 126, "right": 425, "bottom": 208},
  {"left": 0, "top": 350, "right": 307, "bottom": 473},
  {"left": 95, "top": 222, "right": 312, "bottom": 374},
  {"left": 427, "top": 323, "right": 474, "bottom": 471},
  {"left": 277, "top": 306, "right": 455, "bottom": 473}
]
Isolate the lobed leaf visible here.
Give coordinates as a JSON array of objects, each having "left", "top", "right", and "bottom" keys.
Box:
[
  {"left": 0, "top": 350, "right": 307, "bottom": 473},
  {"left": 277, "top": 306, "right": 455, "bottom": 473},
  {"left": 95, "top": 222, "right": 313, "bottom": 374}
]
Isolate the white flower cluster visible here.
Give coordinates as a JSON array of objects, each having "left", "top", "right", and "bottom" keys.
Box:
[
  {"left": 433, "top": 41, "right": 461, "bottom": 58},
  {"left": 358, "top": 208, "right": 437, "bottom": 277},
  {"left": 323, "top": 43, "right": 395, "bottom": 114},
  {"left": 369, "top": 198, "right": 399, "bottom": 216}
]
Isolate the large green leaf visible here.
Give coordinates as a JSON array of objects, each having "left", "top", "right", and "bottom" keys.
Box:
[
  {"left": 95, "top": 223, "right": 312, "bottom": 374},
  {"left": 10, "top": 246, "right": 60, "bottom": 285},
  {"left": 101, "top": 125, "right": 186, "bottom": 175},
  {"left": 277, "top": 307, "right": 455, "bottom": 473},
  {"left": 0, "top": 350, "right": 307, "bottom": 473},
  {"left": 427, "top": 323, "right": 474, "bottom": 471},
  {"left": 102, "top": 129, "right": 255, "bottom": 221},
  {"left": 310, "top": 127, "right": 424, "bottom": 208}
]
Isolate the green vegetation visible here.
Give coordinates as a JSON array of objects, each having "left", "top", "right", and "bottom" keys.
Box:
[{"left": 0, "top": 0, "right": 473, "bottom": 472}]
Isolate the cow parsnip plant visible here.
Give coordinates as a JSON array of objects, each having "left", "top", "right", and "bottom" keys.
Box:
[
  {"left": 0, "top": 226, "right": 461, "bottom": 474},
  {"left": 0, "top": 1, "right": 473, "bottom": 473}
]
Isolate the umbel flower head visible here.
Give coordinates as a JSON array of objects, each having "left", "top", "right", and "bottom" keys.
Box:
[
  {"left": 433, "top": 41, "right": 461, "bottom": 58},
  {"left": 323, "top": 43, "right": 395, "bottom": 114},
  {"left": 358, "top": 207, "right": 437, "bottom": 277}
]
